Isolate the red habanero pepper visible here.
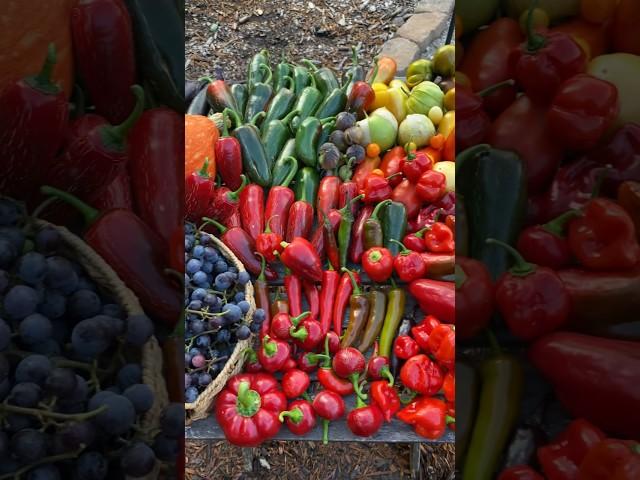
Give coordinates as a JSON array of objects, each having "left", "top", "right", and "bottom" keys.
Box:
[
  {"left": 548, "top": 74, "right": 619, "bottom": 151},
  {"left": 41, "top": 187, "right": 180, "bottom": 327},
  {"left": 91, "top": 170, "right": 133, "bottom": 211},
  {"left": 210, "top": 175, "right": 248, "bottom": 224},
  {"left": 362, "top": 171, "right": 397, "bottom": 204},
  {"left": 349, "top": 205, "right": 374, "bottom": 264},
  {"left": 397, "top": 397, "right": 452, "bottom": 440},
  {"left": 202, "top": 217, "right": 277, "bottom": 281},
  {"left": 508, "top": 10, "right": 586, "bottom": 105},
  {"left": 332, "top": 269, "right": 360, "bottom": 336},
  {"left": 424, "top": 222, "right": 455, "bottom": 253},
  {"left": 279, "top": 237, "right": 323, "bottom": 282},
  {"left": 402, "top": 145, "right": 432, "bottom": 183},
  {"left": 391, "top": 179, "right": 422, "bottom": 219},
  {"left": 489, "top": 238, "right": 570, "bottom": 341},
  {"left": 352, "top": 156, "right": 382, "bottom": 193},
  {"left": 517, "top": 210, "right": 579, "bottom": 270},
  {"left": 416, "top": 170, "right": 447, "bottom": 203},
  {"left": 411, "top": 315, "right": 441, "bottom": 352},
  {"left": 362, "top": 247, "right": 394, "bottom": 283},
  {"left": 322, "top": 211, "right": 341, "bottom": 271},
  {"left": 319, "top": 268, "right": 340, "bottom": 336},
  {"left": 281, "top": 369, "right": 311, "bottom": 399},
  {"left": 265, "top": 186, "right": 295, "bottom": 238},
  {"left": 240, "top": 183, "right": 265, "bottom": 242},
  {"left": 270, "top": 310, "right": 310, "bottom": 341},
  {"left": 390, "top": 240, "right": 427, "bottom": 283},
  {"left": 312, "top": 390, "right": 346, "bottom": 444},
  {"left": 256, "top": 217, "right": 284, "bottom": 264},
  {"left": 455, "top": 258, "right": 494, "bottom": 341},
  {"left": 567, "top": 198, "right": 640, "bottom": 271},
  {"left": 409, "top": 279, "right": 455, "bottom": 324},
  {"left": 71, "top": 0, "right": 136, "bottom": 124},
  {"left": 311, "top": 208, "right": 341, "bottom": 262},
  {"left": 185, "top": 159, "right": 216, "bottom": 222},
  {"left": 214, "top": 111, "right": 243, "bottom": 190},
  {"left": 0, "top": 44, "right": 69, "bottom": 205},
  {"left": 400, "top": 354, "right": 443, "bottom": 396},
  {"left": 257, "top": 335, "right": 292, "bottom": 373},
  {"left": 303, "top": 281, "right": 320, "bottom": 319},
  {"left": 286, "top": 200, "right": 314, "bottom": 241},
  {"left": 317, "top": 175, "right": 341, "bottom": 224},
  {"left": 393, "top": 336, "right": 420, "bottom": 360},
  {"left": 380, "top": 146, "right": 406, "bottom": 188},
  {"left": 578, "top": 439, "right": 640, "bottom": 480},
  {"left": 498, "top": 466, "right": 544, "bottom": 480},
  {"left": 426, "top": 324, "right": 455, "bottom": 370},
  {"left": 279, "top": 399, "right": 317, "bottom": 436},
  {"left": 442, "top": 371, "right": 454, "bottom": 403},
  {"left": 370, "top": 380, "right": 400, "bottom": 423},
  {"left": 347, "top": 393, "right": 384, "bottom": 437},
  {"left": 48, "top": 86, "right": 144, "bottom": 203},
  {"left": 403, "top": 229, "right": 428, "bottom": 253},
  {"left": 283, "top": 271, "right": 303, "bottom": 317},
  {"left": 128, "top": 107, "right": 183, "bottom": 246}
]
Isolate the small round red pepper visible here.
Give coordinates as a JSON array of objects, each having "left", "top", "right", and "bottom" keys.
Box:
[
  {"left": 332, "top": 347, "right": 367, "bottom": 400},
  {"left": 290, "top": 316, "right": 324, "bottom": 352},
  {"left": 347, "top": 393, "right": 384, "bottom": 437},
  {"left": 410, "top": 315, "right": 441, "bottom": 353},
  {"left": 270, "top": 311, "right": 311, "bottom": 341},
  {"left": 393, "top": 335, "right": 420, "bottom": 360},
  {"left": 390, "top": 239, "right": 427, "bottom": 282},
  {"left": 362, "top": 171, "right": 398, "bottom": 204},
  {"left": 415, "top": 169, "right": 447, "bottom": 203},
  {"left": 424, "top": 222, "right": 455, "bottom": 253},
  {"left": 361, "top": 247, "right": 393, "bottom": 283},
  {"left": 256, "top": 335, "right": 292, "bottom": 373},
  {"left": 312, "top": 390, "right": 345, "bottom": 444},
  {"left": 281, "top": 368, "right": 311, "bottom": 399},
  {"left": 517, "top": 210, "right": 579, "bottom": 270},
  {"left": 255, "top": 216, "right": 284, "bottom": 263},
  {"left": 402, "top": 145, "right": 432, "bottom": 183},
  {"left": 279, "top": 399, "right": 317, "bottom": 436},
  {"left": 366, "top": 344, "right": 394, "bottom": 385},
  {"left": 402, "top": 228, "right": 428, "bottom": 253},
  {"left": 399, "top": 354, "right": 443, "bottom": 396}
]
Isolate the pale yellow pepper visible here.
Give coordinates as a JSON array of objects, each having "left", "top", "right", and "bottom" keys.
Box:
[{"left": 438, "top": 110, "right": 455, "bottom": 138}]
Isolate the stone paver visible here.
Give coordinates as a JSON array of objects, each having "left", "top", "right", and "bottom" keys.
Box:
[
  {"left": 415, "top": 0, "right": 454, "bottom": 14},
  {"left": 378, "top": 37, "right": 420, "bottom": 75},
  {"left": 395, "top": 12, "right": 449, "bottom": 50}
]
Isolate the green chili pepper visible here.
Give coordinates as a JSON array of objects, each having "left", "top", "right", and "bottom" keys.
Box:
[
  {"left": 378, "top": 286, "right": 407, "bottom": 358},
  {"left": 261, "top": 109, "right": 298, "bottom": 170},
  {"left": 380, "top": 201, "right": 408, "bottom": 256},
  {"left": 314, "top": 81, "right": 349, "bottom": 120},
  {"left": 356, "top": 289, "right": 387, "bottom": 353},
  {"left": 364, "top": 199, "right": 391, "bottom": 250},
  {"left": 247, "top": 49, "right": 270, "bottom": 89},
  {"left": 261, "top": 78, "right": 296, "bottom": 132},
  {"left": 340, "top": 268, "right": 370, "bottom": 348},
  {"left": 463, "top": 334, "right": 523, "bottom": 480},
  {"left": 230, "top": 83, "right": 248, "bottom": 121},
  {"left": 337, "top": 194, "right": 364, "bottom": 269},
  {"left": 457, "top": 144, "right": 527, "bottom": 280},
  {"left": 226, "top": 108, "right": 271, "bottom": 187},
  {"left": 343, "top": 46, "right": 365, "bottom": 97},
  {"left": 291, "top": 75, "right": 323, "bottom": 130},
  {"left": 295, "top": 116, "right": 335, "bottom": 167},
  {"left": 244, "top": 64, "right": 274, "bottom": 126},
  {"left": 456, "top": 360, "right": 479, "bottom": 460},
  {"left": 293, "top": 167, "right": 319, "bottom": 204},
  {"left": 292, "top": 64, "right": 312, "bottom": 97},
  {"left": 271, "top": 156, "right": 298, "bottom": 188},
  {"left": 302, "top": 59, "right": 339, "bottom": 97},
  {"left": 318, "top": 120, "right": 336, "bottom": 147},
  {"left": 273, "top": 54, "right": 293, "bottom": 91}
]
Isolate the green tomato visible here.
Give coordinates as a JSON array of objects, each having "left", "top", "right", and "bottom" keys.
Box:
[
  {"left": 407, "top": 81, "right": 444, "bottom": 116},
  {"left": 398, "top": 114, "right": 435, "bottom": 148}
]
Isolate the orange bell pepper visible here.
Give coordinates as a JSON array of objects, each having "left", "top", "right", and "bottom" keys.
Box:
[{"left": 185, "top": 114, "right": 217, "bottom": 179}]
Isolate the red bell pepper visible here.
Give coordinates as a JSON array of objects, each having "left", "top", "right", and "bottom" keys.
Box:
[
  {"left": 215, "top": 373, "right": 287, "bottom": 447},
  {"left": 319, "top": 268, "right": 340, "bottom": 336},
  {"left": 349, "top": 205, "right": 374, "bottom": 264},
  {"left": 332, "top": 347, "right": 367, "bottom": 400},
  {"left": 71, "top": 0, "right": 136, "bottom": 124},
  {"left": 291, "top": 315, "right": 324, "bottom": 352},
  {"left": 239, "top": 184, "right": 264, "bottom": 242},
  {"left": 332, "top": 269, "right": 360, "bottom": 336},
  {"left": 530, "top": 333, "right": 640, "bottom": 438},
  {"left": 362, "top": 247, "right": 394, "bottom": 283},
  {"left": 391, "top": 179, "right": 422, "bottom": 219},
  {"left": 426, "top": 324, "right": 455, "bottom": 370},
  {"left": 256, "top": 335, "right": 292, "bottom": 373},
  {"left": 508, "top": 13, "right": 586, "bottom": 104},
  {"left": 366, "top": 345, "right": 394, "bottom": 385},
  {"left": 210, "top": 176, "right": 248, "bottom": 224},
  {"left": 409, "top": 279, "right": 454, "bottom": 324},
  {"left": 578, "top": 439, "right": 640, "bottom": 480},
  {"left": 185, "top": 159, "right": 216, "bottom": 222},
  {"left": 415, "top": 170, "right": 447, "bottom": 204},
  {"left": 393, "top": 335, "right": 420, "bottom": 360},
  {"left": 517, "top": 210, "right": 579, "bottom": 270},
  {"left": 214, "top": 111, "right": 243, "bottom": 190},
  {"left": 0, "top": 44, "right": 69, "bottom": 205},
  {"left": 390, "top": 240, "right": 426, "bottom": 283},
  {"left": 362, "top": 171, "right": 395, "bottom": 204},
  {"left": 270, "top": 311, "right": 310, "bottom": 341},
  {"left": 370, "top": 380, "right": 400, "bottom": 423},
  {"left": 311, "top": 208, "right": 341, "bottom": 263},
  {"left": 380, "top": 146, "right": 406, "bottom": 188},
  {"left": 279, "top": 399, "right": 316, "bottom": 436},
  {"left": 548, "top": 74, "right": 619, "bottom": 151},
  {"left": 303, "top": 281, "right": 320, "bottom": 319},
  {"left": 397, "top": 396, "right": 452, "bottom": 440},
  {"left": 204, "top": 217, "right": 277, "bottom": 280},
  {"left": 283, "top": 269, "right": 303, "bottom": 317},
  {"left": 455, "top": 257, "right": 494, "bottom": 340},
  {"left": 410, "top": 315, "right": 441, "bottom": 352},
  {"left": 424, "top": 222, "right": 455, "bottom": 253},
  {"left": 279, "top": 237, "right": 323, "bottom": 282},
  {"left": 265, "top": 186, "right": 294, "bottom": 238},
  {"left": 317, "top": 175, "right": 341, "bottom": 224},
  {"left": 489, "top": 238, "right": 570, "bottom": 340},
  {"left": 41, "top": 186, "right": 180, "bottom": 327},
  {"left": 399, "top": 354, "right": 443, "bottom": 396},
  {"left": 256, "top": 217, "right": 283, "bottom": 264},
  {"left": 402, "top": 146, "right": 431, "bottom": 183},
  {"left": 286, "top": 200, "right": 314, "bottom": 241},
  {"left": 347, "top": 394, "right": 384, "bottom": 437},
  {"left": 498, "top": 466, "right": 544, "bottom": 480},
  {"left": 91, "top": 170, "right": 133, "bottom": 211},
  {"left": 281, "top": 369, "right": 311, "bottom": 399},
  {"left": 312, "top": 389, "right": 345, "bottom": 444},
  {"left": 567, "top": 198, "right": 640, "bottom": 271}
]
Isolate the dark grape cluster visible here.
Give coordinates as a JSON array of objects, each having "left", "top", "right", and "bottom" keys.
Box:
[
  {"left": 0, "top": 198, "right": 180, "bottom": 478},
  {"left": 184, "top": 222, "right": 265, "bottom": 404}
]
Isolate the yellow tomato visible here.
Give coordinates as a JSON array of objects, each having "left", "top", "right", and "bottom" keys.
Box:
[{"left": 433, "top": 161, "right": 455, "bottom": 193}]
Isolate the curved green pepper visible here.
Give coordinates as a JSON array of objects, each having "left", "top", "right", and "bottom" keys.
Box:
[
  {"left": 364, "top": 199, "right": 391, "bottom": 250},
  {"left": 294, "top": 117, "right": 322, "bottom": 167},
  {"left": 378, "top": 286, "right": 407, "bottom": 359},
  {"left": 274, "top": 54, "right": 293, "bottom": 91},
  {"left": 318, "top": 120, "right": 336, "bottom": 147},
  {"left": 261, "top": 109, "right": 298, "bottom": 170},
  {"left": 244, "top": 64, "right": 274, "bottom": 126},
  {"left": 303, "top": 59, "right": 339, "bottom": 97},
  {"left": 380, "top": 201, "right": 407, "bottom": 256},
  {"left": 247, "top": 49, "right": 270, "bottom": 89},
  {"left": 314, "top": 81, "right": 349, "bottom": 120},
  {"left": 231, "top": 83, "right": 248, "bottom": 121},
  {"left": 261, "top": 78, "right": 296, "bottom": 132},
  {"left": 294, "top": 167, "right": 319, "bottom": 204},
  {"left": 291, "top": 75, "right": 323, "bottom": 130},
  {"left": 343, "top": 46, "right": 365, "bottom": 97},
  {"left": 356, "top": 289, "right": 387, "bottom": 353},
  {"left": 226, "top": 109, "right": 271, "bottom": 187},
  {"left": 292, "top": 64, "right": 312, "bottom": 97},
  {"left": 271, "top": 156, "right": 299, "bottom": 188}
]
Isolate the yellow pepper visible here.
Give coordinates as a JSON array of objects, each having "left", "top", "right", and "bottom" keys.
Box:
[
  {"left": 438, "top": 111, "right": 455, "bottom": 138},
  {"left": 386, "top": 87, "right": 408, "bottom": 122},
  {"left": 370, "top": 83, "right": 390, "bottom": 111},
  {"left": 389, "top": 79, "right": 409, "bottom": 91}
]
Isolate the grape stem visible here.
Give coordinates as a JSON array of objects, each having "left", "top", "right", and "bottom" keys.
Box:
[
  {"left": 0, "top": 447, "right": 85, "bottom": 480},
  {"left": 0, "top": 403, "right": 107, "bottom": 421}
]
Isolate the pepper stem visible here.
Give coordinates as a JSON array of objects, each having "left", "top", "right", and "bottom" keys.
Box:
[
  {"left": 223, "top": 108, "right": 242, "bottom": 129},
  {"left": 197, "top": 158, "right": 211, "bottom": 178},
  {"left": 221, "top": 110, "right": 230, "bottom": 137},
  {"left": 446, "top": 415, "right": 455, "bottom": 425},
  {"left": 227, "top": 175, "right": 248, "bottom": 202},
  {"left": 250, "top": 111, "right": 266, "bottom": 126},
  {"left": 28, "top": 43, "right": 59, "bottom": 93},
  {"left": 256, "top": 252, "right": 267, "bottom": 282},
  {"left": 350, "top": 373, "right": 367, "bottom": 401},
  {"left": 525, "top": 0, "right": 546, "bottom": 52},
  {"left": 368, "top": 58, "right": 380, "bottom": 86},
  {"left": 40, "top": 186, "right": 100, "bottom": 226},
  {"left": 201, "top": 217, "right": 227, "bottom": 234},
  {"left": 301, "top": 59, "right": 318, "bottom": 72},
  {"left": 370, "top": 199, "right": 391, "bottom": 221},
  {"left": 389, "top": 239, "right": 411, "bottom": 256},
  {"left": 477, "top": 79, "right": 515, "bottom": 98},
  {"left": 379, "top": 365, "right": 394, "bottom": 387},
  {"left": 279, "top": 407, "right": 303, "bottom": 424},
  {"left": 355, "top": 391, "right": 367, "bottom": 409},
  {"left": 236, "top": 381, "right": 262, "bottom": 417},
  {"left": 322, "top": 419, "right": 330, "bottom": 444},
  {"left": 341, "top": 268, "right": 361, "bottom": 295},
  {"left": 103, "top": 85, "right": 145, "bottom": 148},
  {"left": 413, "top": 227, "right": 428, "bottom": 239},
  {"left": 262, "top": 335, "right": 278, "bottom": 357},
  {"left": 277, "top": 156, "right": 299, "bottom": 187},
  {"left": 259, "top": 64, "right": 273, "bottom": 85},
  {"left": 486, "top": 238, "right": 535, "bottom": 276},
  {"left": 290, "top": 311, "right": 311, "bottom": 327},
  {"left": 289, "top": 325, "right": 308, "bottom": 341},
  {"left": 542, "top": 209, "right": 581, "bottom": 237}
]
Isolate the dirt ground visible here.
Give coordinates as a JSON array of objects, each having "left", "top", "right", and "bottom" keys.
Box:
[{"left": 185, "top": 0, "right": 419, "bottom": 81}]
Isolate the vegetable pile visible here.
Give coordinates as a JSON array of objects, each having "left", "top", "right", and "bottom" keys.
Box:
[
  {"left": 186, "top": 41, "right": 456, "bottom": 444},
  {"left": 457, "top": 0, "right": 640, "bottom": 478}
]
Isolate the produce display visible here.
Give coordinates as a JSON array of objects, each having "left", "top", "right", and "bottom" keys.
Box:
[
  {"left": 457, "top": 0, "right": 640, "bottom": 478},
  {"left": 185, "top": 45, "right": 456, "bottom": 444}
]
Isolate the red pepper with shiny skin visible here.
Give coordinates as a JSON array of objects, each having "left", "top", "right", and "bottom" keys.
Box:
[
  {"left": 256, "top": 217, "right": 283, "bottom": 263},
  {"left": 409, "top": 279, "right": 454, "bottom": 324},
  {"left": 442, "top": 371, "right": 454, "bottom": 403},
  {"left": 426, "top": 324, "right": 455, "bottom": 370},
  {"left": 265, "top": 186, "right": 294, "bottom": 238},
  {"left": 410, "top": 315, "right": 441, "bottom": 352},
  {"left": 185, "top": 160, "right": 216, "bottom": 222},
  {"left": 254, "top": 255, "right": 272, "bottom": 340},
  {"left": 415, "top": 170, "right": 447, "bottom": 203},
  {"left": 393, "top": 335, "right": 420, "bottom": 360},
  {"left": 347, "top": 394, "right": 384, "bottom": 437},
  {"left": 455, "top": 257, "right": 493, "bottom": 341},
  {"left": 362, "top": 247, "right": 394, "bottom": 283},
  {"left": 279, "top": 399, "right": 316, "bottom": 436},
  {"left": 91, "top": 170, "right": 133, "bottom": 211},
  {"left": 311, "top": 209, "right": 341, "bottom": 262},
  {"left": 257, "top": 335, "right": 292, "bottom": 373},
  {"left": 322, "top": 211, "right": 341, "bottom": 271},
  {"left": 498, "top": 466, "right": 544, "bottom": 480},
  {"left": 319, "top": 268, "right": 340, "bottom": 336},
  {"left": 205, "top": 78, "right": 238, "bottom": 113},
  {"left": 380, "top": 146, "right": 406, "bottom": 188},
  {"left": 347, "top": 81, "right": 375, "bottom": 118},
  {"left": 281, "top": 369, "right": 311, "bottom": 399},
  {"left": 312, "top": 389, "right": 346, "bottom": 444},
  {"left": 303, "top": 281, "right": 320, "bottom": 319},
  {"left": 270, "top": 311, "right": 309, "bottom": 341},
  {"left": 391, "top": 179, "right": 422, "bottom": 219},
  {"left": 240, "top": 184, "right": 265, "bottom": 242},
  {"left": 214, "top": 111, "right": 243, "bottom": 190},
  {"left": 578, "top": 439, "right": 640, "bottom": 480},
  {"left": 296, "top": 352, "right": 318, "bottom": 373},
  {"left": 317, "top": 175, "right": 341, "bottom": 224},
  {"left": 399, "top": 354, "right": 443, "bottom": 396},
  {"left": 286, "top": 200, "right": 314, "bottom": 241},
  {"left": 332, "top": 269, "right": 360, "bottom": 336},
  {"left": 0, "top": 44, "right": 69, "bottom": 205},
  {"left": 279, "top": 237, "right": 323, "bottom": 282},
  {"left": 403, "top": 229, "right": 428, "bottom": 253},
  {"left": 41, "top": 186, "right": 180, "bottom": 327},
  {"left": 71, "top": 0, "right": 136, "bottom": 124},
  {"left": 349, "top": 205, "right": 373, "bottom": 264},
  {"left": 390, "top": 240, "right": 426, "bottom": 283},
  {"left": 352, "top": 156, "right": 381, "bottom": 193},
  {"left": 402, "top": 147, "right": 432, "bottom": 183},
  {"left": 517, "top": 210, "right": 578, "bottom": 270},
  {"left": 397, "top": 396, "right": 452, "bottom": 440},
  {"left": 332, "top": 347, "right": 367, "bottom": 400},
  {"left": 210, "top": 175, "right": 248, "bottom": 224},
  {"left": 291, "top": 315, "right": 324, "bottom": 351},
  {"left": 339, "top": 175, "right": 360, "bottom": 217},
  {"left": 363, "top": 171, "right": 395, "bottom": 204},
  {"left": 366, "top": 345, "right": 394, "bottom": 385},
  {"left": 370, "top": 380, "right": 400, "bottom": 423},
  {"left": 424, "top": 222, "right": 455, "bottom": 253},
  {"left": 283, "top": 271, "right": 303, "bottom": 317}
]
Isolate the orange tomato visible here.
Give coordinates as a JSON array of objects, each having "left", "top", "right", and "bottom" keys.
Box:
[
  {"left": 429, "top": 134, "right": 446, "bottom": 151},
  {"left": 366, "top": 143, "right": 381, "bottom": 158},
  {"left": 185, "top": 114, "right": 218, "bottom": 179}
]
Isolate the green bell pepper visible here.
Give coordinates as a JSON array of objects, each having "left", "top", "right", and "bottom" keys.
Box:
[
  {"left": 244, "top": 65, "right": 274, "bottom": 126},
  {"left": 226, "top": 109, "right": 272, "bottom": 187},
  {"left": 294, "top": 167, "right": 319, "bottom": 204},
  {"left": 261, "top": 109, "right": 298, "bottom": 170},
  {"left": 302, "top": 59, "right": 339, "bottom": 97},
  {"left": 380, "top": 201, "right": 407, "bottom": 256}
]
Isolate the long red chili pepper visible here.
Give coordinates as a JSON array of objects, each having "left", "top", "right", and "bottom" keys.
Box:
[
  {"left": 71, "top": 0, "right": 136, "bottom": 124},
  {"left": 323, "top": 212, "right": 341, "bottom": 271},
  {"left": 332, "top": 269, "right": 360, "bottom": 336},
  {"left": 214, "top": 111, "right": 243, "bottom": 190},
  {"left": 41, "top": 187, "right": 180, "bottom": 327},
  {"left": 320, "top": 268, "right": 340, "bottom": 336},
  {"left": 89, "top": 169, "right": 133, "bottom": 211},
  {"left": 265, "top": 186, "right": 295, "bottom": 238},
  {"left": 239, "top": 184, "right": 265, "bottom": 242},
  {"left": 317, "top": 176, "right": 341, "bottom": 224},
  {"left": 349, "top": 205, "right": 374, "bottom": 264},
  {"left": 303, "top": 281, "right": 320, "bottom": 319},
  {"left": 284, "top": 269, "right": 303, "bottom": 317},
  {"left": 254, "top": 254, "right": 272, "bottom": 339},
  {"left": 286, "top": 200, "right": 313, "bottom": 241},
  {"left": 129, "top": 107, "right": 183, "bottom": 246},
  {"left": 311, "top": 209, "right": 341, "bottom": 262},
  {"left": 339, "top": 177, "right": 360, "bottom": 216},
  {"left": 0, "top": 44, "right": 69, "bottom": 206}
]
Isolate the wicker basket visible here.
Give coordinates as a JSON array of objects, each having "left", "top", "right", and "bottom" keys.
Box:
[
  {"left": 33, "top": 220, "right": 170, "bottom": 435},
  {"left": 186, "top": 233, "right": 256, "bottom": 422}
]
